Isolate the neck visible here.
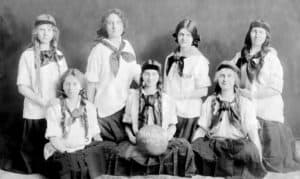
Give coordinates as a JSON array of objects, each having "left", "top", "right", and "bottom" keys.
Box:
[
  {"left": 143, "top": 86, "right": 157, "bottom": 95},
  {"left": 180, "top": 46, "right": 192, "bottom": 55},
  {"left": 250, "top": 45, "right": 262, "bottom": 54},
  {"left": 220, "top": 89, "right": 235, "bottom": 101},
  {"left": 66, "top": 96, "right": 81, "bottom": 108},
  {"left": 108, "top": 37, "right": 122, "bottom": 46},
  {"left": 39, "top": 43, "right": 51, "bottom": 51}
]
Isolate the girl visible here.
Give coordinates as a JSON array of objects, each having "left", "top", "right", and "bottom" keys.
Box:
[
  {"left": 108, "top": 60, "right": 195, "bottom": 177},
  {"left": 231, "top": 20, "right": 300, "bottom": 172},
  {"left": 86, "top": 8, "right": 140, "bottom": 143},
  {"left": 17, "top": 14, "right": 68, "bottom": 174},
  {"left": 164, "top": 19, "right": 211, "bottom": 142},
  {"left": 192, "top": 61, "right": 266, "bottom": 178},
  {"left": 44, "top": 69, "right": 114, "bottom": 179}
]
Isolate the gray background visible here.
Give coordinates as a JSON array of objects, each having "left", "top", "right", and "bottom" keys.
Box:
[{"left": 1, "top": 0, "right": 300, "bottom": 140}]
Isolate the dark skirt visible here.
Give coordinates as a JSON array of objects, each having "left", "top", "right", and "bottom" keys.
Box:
[
  {"left": 192, "top": 136, "right": 267, "bottom": 178},
  {"left": 258, "top": 118, "right": 300, "bottom": 172},
  {"left": 20, "top": 118, "right": 48, "bottom": 174},
  {"left": 98, "top": 108, "right": 127, "bottom": 143},
  {"left": 107, "top": 138, "right": 196, "bottom": 177},
  {"left": 45, "top": 141, "right": 116, "bottom": 179},
  {"left": 175, "top": 116, "right": 199, "bottom": 143}
]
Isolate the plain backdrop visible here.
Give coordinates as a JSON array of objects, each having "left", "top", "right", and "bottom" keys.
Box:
[{"left": 1, "top": 0, "right": 300, "bottom": 142}]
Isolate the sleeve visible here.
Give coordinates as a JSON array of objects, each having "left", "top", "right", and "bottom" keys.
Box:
[
  {"left": 122, "top": 90, "right": 135, "bottom": 124},
  {"left": 241, "top": 98, "right": 259, "bottom": 134},
  {"left": 194, "top": 56, "right": 211, "bottom": 89},
  {"left": 124, "top": 40, "right": 136, "bottom": 57},
  {"left": 85, "top": 45, "right": 102, "bottom": 83},
  {"left": 59, "top": 56, "right": 68, "bottom": 75},
  {"left": 198, "top": 96, "right": 212, "bottom": 130},
  {"left": 16, "top": 51, "right": 31, "bottom": 86},
  {"left": 164, "top": 95, "right": 178, "bottom": 126},
  {"left": 45, "top": 105, "right": 62, "bottom": 139},
  {"left": 87, "top": 103, "right": 100, "bottom": 137},
  {"left": 261, "top": 53, "right": 283, "bottom": 93},
  {"left": 130, "top": 62, "right": 141, "bottom": 83}
]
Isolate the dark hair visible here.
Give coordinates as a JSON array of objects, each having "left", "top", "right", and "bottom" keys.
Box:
[
  {"left": 243, "top": 19, "right": 271, "bottom": 52},
  {"left": 57, "top": 68, "right": 88, "bottom": 99},
  {"left": 172, "top": 19, "right": 200, "bottom": 47},
  {"left": 96, "top": 8, "right": 127, "bottom": 39}
]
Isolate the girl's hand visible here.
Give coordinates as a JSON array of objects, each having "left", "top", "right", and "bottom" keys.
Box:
[
  {"left": 93, "top": 133, "right": 103, "bottom": 141},
  {"left": 129, "top": 135, "right": 136, "bottom": 144}
]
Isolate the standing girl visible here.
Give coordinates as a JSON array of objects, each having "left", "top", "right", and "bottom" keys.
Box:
[
  {"left": 164, "top": 19, "right": 211, "bottom": 142},
  {"left": 17, "top": 14, "right": 68, "bottom": 174},
  {"left": 231, "top": 20, "right": 300, "bottom": 172},
  {"left": 86, "top": 8, "right": 140, "bottom": 143}
]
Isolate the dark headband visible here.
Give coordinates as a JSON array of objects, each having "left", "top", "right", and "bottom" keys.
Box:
[
  {"left": 35, "top": 20, "right": 56, "bottom": 27},
  {"left": 250, "top": 21, "right": 270, "bottom": 33},
  {"left": 142, "top": 64, "right": 160, "bottom": 72},
  {"left": 217, "top": 63, "right": 240, "bottom": 74}
]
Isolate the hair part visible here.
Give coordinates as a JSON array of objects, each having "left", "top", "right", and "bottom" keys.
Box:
[{"left": 172, "top": 19, "right": 201, "bottom": 47}]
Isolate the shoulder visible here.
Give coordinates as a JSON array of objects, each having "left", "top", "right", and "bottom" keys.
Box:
[
  {"left": 265, "top": 47, "right": 279, "bottom": 59},
  {"left": 238, "top": 95, "right": 254, "bottom": 109},
  {"left": 20, "top": 48, "right": 34, "bottom": 59},
  {"left": 204, "top": 95, "right": 216, "bottom": 104},
  {"left": 231, "top": 51, "right": 242, "bottom": 64},
  {"left": 165, "top": 52, "right": 175, "bottom": 61}
]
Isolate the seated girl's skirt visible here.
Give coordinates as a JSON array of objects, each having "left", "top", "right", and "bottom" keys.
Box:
[
  {"left": 98, "top": 108, "right": 127, "bottom": 143},
  {"left": 192, "top": 136, "right": 267, "bottom": 178},
  {"left": 45, "top": 141, "right": 116, "bottom": 179},
  {"left": 107, "top": 138, "right": 196, "bottom": 177},
  {"left": 175, "top": 116, "right": 199, "bottom": 143},
  {"left": 259, "top": 118, "right": 300, "bottom": 172}
]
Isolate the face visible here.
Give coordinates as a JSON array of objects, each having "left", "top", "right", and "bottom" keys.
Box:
[
  {"left": 36, "top": 24, "right": 54, "bottom": 45},
  {"left": 217, "top": 68, "right": 236, "bottom": 91},
  {"left": 142, "top": 69, "right": 159, "bottom": 88},
  {"left": 250, "top": 27, "right": 267, "bottom": 47},
  {"left": 63, "top": 75, "right": 82, "bottom": 99},
  {"left": 177, "top": 28, "right": 193, "bottom": 48},
  {"left": 106, "top": 13, "right": 124, "bottom": 38}
]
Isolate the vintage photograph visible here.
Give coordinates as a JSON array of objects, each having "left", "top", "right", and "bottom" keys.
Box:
[{"left": 1, "top": 0, "right": 300, "bottom": 178}]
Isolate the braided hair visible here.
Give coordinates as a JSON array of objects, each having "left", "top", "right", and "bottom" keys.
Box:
[{"left": 57, "top": 69, "right": 89, "bottom": 139}]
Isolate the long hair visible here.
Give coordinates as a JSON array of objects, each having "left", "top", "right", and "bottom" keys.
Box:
[
  {"left": 172, "top": 19, "right": 201, "bottom": 47},
  {"left": 29, "top": 15, "right": 61, "bottom": 94},
  {"left": 96, "top": 8, "right": 127, "bottom": 40}
]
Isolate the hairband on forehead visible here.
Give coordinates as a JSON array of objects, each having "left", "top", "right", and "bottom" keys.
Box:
[
  {"left": 142, "top": 59, "right": 161, "bottom": 72},
  {"left": 34, "top": 20, "right": 56, "bottom": 27},
  {"left": 216, "top": 60, "right": 240, "bottom": 74},
  {"left": 250, "top": 20, "right": 270, "bottom": 33}
]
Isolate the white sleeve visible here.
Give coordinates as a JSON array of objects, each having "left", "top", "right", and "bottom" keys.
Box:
[
  {"left": 194, "top": 57, "right": 211, "bottom": 88},
  {"left": 16, "top": 51, "right": 31, "bottom": 86},
  {"left": 85, "top": 45, "right": 102, "bottom": 83},
  {"left": 45, "top": 105, "right": 62, "bottom": 139},
  {"left": 198, "top": 96, "right": 213, "bottom": 130},
  {"left": 87, "top": 103, "right": 100, "bottom": 137}
]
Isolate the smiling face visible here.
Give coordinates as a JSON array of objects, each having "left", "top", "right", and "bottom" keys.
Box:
[
  {"left": 106, "top": 13, "right": 124, "bottom": 39},
  {"left": 63, "top": 75, "right": 82, "bottom": 99},
  {"left": 177, "top": 28, "right": 193, "bottom": 48},
  {"left": 142, "top": 69, "right": 160, "bottom": 88},
  {"left": 217, "top": 68, "right": 236, "bottom": 92},
  {"left": 250, "top": 27, "right": 267, "bottom": 48},
  {"left": 36, "top": 24, "right": 54, "bottom": 45}
]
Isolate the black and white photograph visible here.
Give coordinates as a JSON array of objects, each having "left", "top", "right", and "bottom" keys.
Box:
[{"left": 1, "top": 0, "right": 300, "bottom": 178}]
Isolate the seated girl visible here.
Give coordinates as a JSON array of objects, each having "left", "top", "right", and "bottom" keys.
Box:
[
  {"left": 44, "top": 69, "right": 115, "bottom": 179},
  {"left": 192, "top": 61, "right": 266, "bottom": 178},
  {"left": 107, "top": 60, "right": 195, "bottom": 177}
]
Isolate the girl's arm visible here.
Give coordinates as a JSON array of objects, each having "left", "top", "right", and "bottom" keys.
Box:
[
  {"left": 167, "top": 124, "right": 176, "bottom": 140},
  {"left": 49, "top": 137, "right": 67, "bottom": 153},
  {"left": 18, "top": 85, "right": 46, "bottom": 107},
  {"left": 87, "top": 82, "right": 97, "bottom": 103},
  {"left": 125, "top": 125, "right": 136, "bottom": 144},
  {"left": 248, "top": 127, "right": 263, "bottom": 161},
  {"left": 192, "top": 126, "right": 207, "bottom": 141}
]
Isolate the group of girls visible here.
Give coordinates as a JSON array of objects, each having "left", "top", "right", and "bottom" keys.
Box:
[{"left": 1, "top": 7, "right": 300, "bottom": 179}]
